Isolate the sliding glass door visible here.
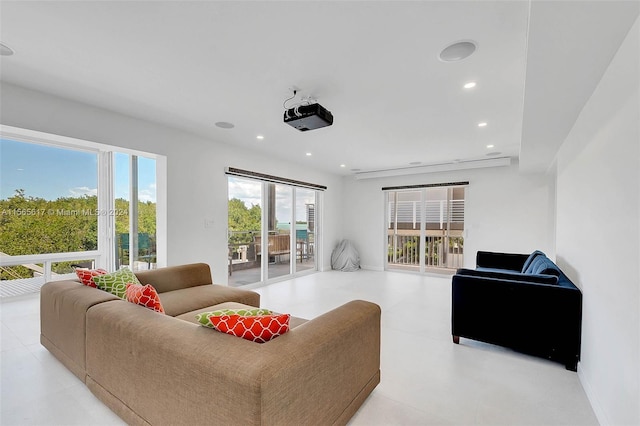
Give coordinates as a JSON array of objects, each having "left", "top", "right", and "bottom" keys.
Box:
[
  {"left": 114, "top": 153, "right": 157, "bottom": 271},
  {"left": 386, "top": 185, "right": 465, "bottom": 272},
  {"left": 267, "top": 184, "right": 292, "bottom": 280},
  {"left": 387, "top": 190, "right": 423, "bottom": 271},
  {"left": 227, "top": 176, "right": 262, "bottom": 286},
  {"left": 227, "top": 175, "right": 319, "bottom": 286},
  {"left": 295, "top": 187, "right": 316, "bottom": 273}
]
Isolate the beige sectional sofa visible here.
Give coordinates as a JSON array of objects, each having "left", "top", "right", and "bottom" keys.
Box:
[{"left": 40, "top": 263, "right": 381, "bottom": 425}]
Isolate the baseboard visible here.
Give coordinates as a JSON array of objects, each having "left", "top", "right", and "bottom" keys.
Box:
[
  {"left": 578, "top": 363, "right": 609, "bottom": 425},
  {"left": 360, "top": 265, "right": 384, "bottom": 272}
]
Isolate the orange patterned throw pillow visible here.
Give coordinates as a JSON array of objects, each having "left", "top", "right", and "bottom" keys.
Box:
[
  {"left": 75, "top": 268, "right": 108, "bottom": 287},
  {"left": 125, "top": 283, "right": 165, "bottom": 314},
  {"left": 208, "top": 313, "right": 290, "bottom": 343}
]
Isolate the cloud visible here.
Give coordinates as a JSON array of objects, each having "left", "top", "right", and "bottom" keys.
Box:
[
  {"left": 69, "top": 186, "right": 97, "bottom": 197},
  {"left": 138, "top": 186, "right": 156, "bottom": 203},
  {"left": 227, "top": 177, "right": 316, "bottom": 222},
  {"left": 122, "top": 183, "right": 156, "bottom": 203},
  {"left": 228, "top": 177, "right": 261, "bottom": 208}
]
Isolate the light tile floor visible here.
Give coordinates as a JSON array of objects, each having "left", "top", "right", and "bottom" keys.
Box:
[{"left": 1, "top": 270, "right": 599, "bottom": 425}]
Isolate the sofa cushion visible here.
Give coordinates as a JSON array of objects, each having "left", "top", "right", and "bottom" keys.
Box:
[
  {"left": 196, "top": 308, "right": 272, "bottom": 328},
  {"left": 521, "top": 250, "right": 546, "bottom": 273},
  {"left": 208, "top": 313, "right": 290, "bottom": 343},
  {"left": 126, "top": 283, "right": 165, "bottom": 314},
  {"left": 523, "top": 254, "right": 561, "bottom": 278},
  {"left": 93, "top": 268, "right": 141, "bottom": 298},
  {"left": 158, "top": 285, "right": 260, "bottom": 317},
  {"left": 75, "top": 268, "right": 107, "bottom": 287}
]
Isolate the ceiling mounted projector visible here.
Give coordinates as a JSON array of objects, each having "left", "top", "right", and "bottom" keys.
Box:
[{"left": 284, "top": 103, "right": 333, "bottom": 131}]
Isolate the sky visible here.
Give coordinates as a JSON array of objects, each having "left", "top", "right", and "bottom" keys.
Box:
[
  {"left": 228, "top": 176, "right": 315, "bottom": 224},
  {"left": 0, "top": 139, "right": 156, "bottom": 202}
]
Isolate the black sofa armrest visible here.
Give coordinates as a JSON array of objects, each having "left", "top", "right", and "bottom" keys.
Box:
[
  {"left": 455, "top": 268, "right": 559, "bottom": 285},
  {"left": 476, "top": 251, "right": 529, "bottom": 271}
]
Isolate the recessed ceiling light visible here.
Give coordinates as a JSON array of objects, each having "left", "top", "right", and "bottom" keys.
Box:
[
  {"left": 439, "top": 41, "right": 477, "bottom": 62},
  {"left": 256, "top": 135, "right": 264, "bottom": 140},
  {"left": 340, "top": 164, "right": 346, "bottom": 168},
  {"left": 478, "top": 122, "right": 488, "bottom": 127},
  {"left": 306, "top": 152, "right": 312, "bottom": 156},
  {"left": 215, "top": 121, "right": 234, "bottom": 129},
  {"left": 0, "top": 42, "right": 14, "bottom": 56},
  {"left": 463, "top": 82, "right": 476, "bottom": 89},
  {"left": 486, "top": 144, "right": 494, "bottom": 148}
]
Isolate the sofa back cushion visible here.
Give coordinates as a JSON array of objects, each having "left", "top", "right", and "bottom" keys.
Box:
[
  {"left": 134, "top": 263, "right": 212, "bottom": 294},
  {"left": 523, "top": 254, "right": 561, "bottom": 277}
]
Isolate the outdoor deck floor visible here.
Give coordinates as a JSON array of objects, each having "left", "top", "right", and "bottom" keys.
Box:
[{"left": 229, "top": 259, "right": 315, "bottom": 287}]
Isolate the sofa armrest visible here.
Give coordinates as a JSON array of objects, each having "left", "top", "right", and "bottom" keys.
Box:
[
  {"left": 476, "top": 251, "right": 529, "bottom": 271},
  {"left": 260, "top": 300, "right": 381, "bottom": 425},
  {"left": 456, "top": 268, "right": 559, "bottom": 285}
]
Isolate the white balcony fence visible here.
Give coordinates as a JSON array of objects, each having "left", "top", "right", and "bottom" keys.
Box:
[
  {"left": 388, "top": 234, "right": 464, "bottom": 270},
  {"left": 0, "top": 251, "right": 101, "bottom": 298}
]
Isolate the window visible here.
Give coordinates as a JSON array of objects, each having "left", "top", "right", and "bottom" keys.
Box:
[
  {"left": 385, "top": 183, "right": 466, "bottom": 272},
  {"left": 0, "top": 126, "right": 165, "bottom": 296},
  {"left": 0, "top": 138, "right": 99, "bottom": 256}
]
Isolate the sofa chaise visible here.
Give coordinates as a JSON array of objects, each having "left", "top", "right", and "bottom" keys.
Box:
[
  {"left": 451, "top": 251, "right": 582, "bottom": 371},
  {"left": 40, "top": 263, "right": 381, "bottom": 425}
]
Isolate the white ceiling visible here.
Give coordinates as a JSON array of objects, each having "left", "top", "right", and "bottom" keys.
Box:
[{"left": 1, "top": 1, "right": 638, "bottom": 176}]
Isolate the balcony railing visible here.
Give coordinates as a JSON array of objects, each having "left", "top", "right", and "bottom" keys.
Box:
[
  {"left": 387, "top": 233, "right": 463, "bottom": 270},
  {"left": 228, "top": 230, "right": 314, "bottom": 274},
  {"left": 0, "top": 251, "right": 102, "bottom": 298}
]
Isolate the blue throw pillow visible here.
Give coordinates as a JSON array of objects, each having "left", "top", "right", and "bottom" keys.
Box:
[
  {"left": 524, "top": 255, "right": 560, "bottom": 278},
  {"left": 521, "top": 250, "right": 546, "bottom": 273}
]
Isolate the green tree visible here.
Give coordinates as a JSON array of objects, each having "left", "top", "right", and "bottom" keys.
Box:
[
  {"left": 0, "top": 190, "right": 157, "bottom": 279},
  {"left": 228, "top": 198, "right": 261, "bottom": 245}
]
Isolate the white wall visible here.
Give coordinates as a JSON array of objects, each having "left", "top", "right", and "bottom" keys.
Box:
[
  {"left": 0, "top": 83, "right": 343, "bottom": 284},
  {"left": 555, "top": 17, "right": 639, "bottom": 426},
  {"left": 341, "top": 162, "right": 556, "bottom": 271}
]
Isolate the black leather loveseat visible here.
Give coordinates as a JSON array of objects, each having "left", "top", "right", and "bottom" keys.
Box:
[{"left": 451, "top": 250, "right": 582, "bottom": 371}]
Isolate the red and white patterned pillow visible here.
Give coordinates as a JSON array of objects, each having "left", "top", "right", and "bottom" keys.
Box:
[
  {"left": 208, "top": 313, "right": 290, "bottom": 343},
  {"left": 75, "top": 268, "right": 108, "bottom": 287},
  {"left": 125, "top": 283, "right": 165, "bottom": 314}
]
